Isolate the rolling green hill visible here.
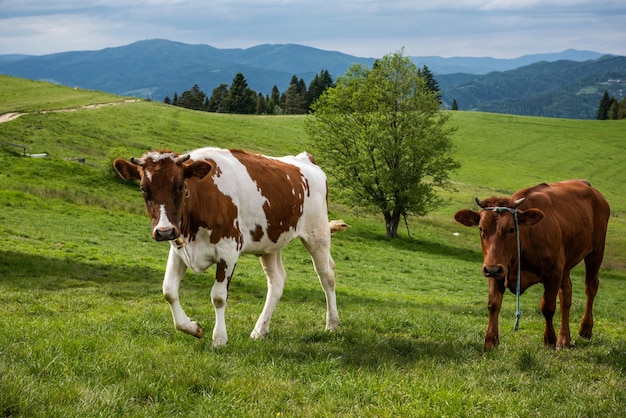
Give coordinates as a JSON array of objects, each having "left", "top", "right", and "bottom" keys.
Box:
[
  {"left": 1, "top": 75, "right": 625, "bottom": 416},
  {"left": 1, "top": 73, "right": 624, "bottom": 264}
]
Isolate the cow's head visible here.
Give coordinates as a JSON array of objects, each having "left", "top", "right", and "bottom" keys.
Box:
[
  {"left": 113, "top": 151, "right": 213, "bottom": 241},
  {"left": 454, "top": 197, "right": 544, "bottom": 279}
]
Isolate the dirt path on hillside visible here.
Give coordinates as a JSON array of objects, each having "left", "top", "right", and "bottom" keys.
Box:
[{"left": 0, "top": 99, "right": 140, "bottom": 123}]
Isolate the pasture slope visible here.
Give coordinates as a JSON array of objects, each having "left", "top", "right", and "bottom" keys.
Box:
[{"left": 1, "top": 75, "right": 625, "bottom": 417}]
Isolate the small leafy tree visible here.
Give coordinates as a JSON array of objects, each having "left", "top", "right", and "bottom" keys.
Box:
[
  {"left": 451, "top": 99, "right": 458, "bottom": 110},
  {"left": 616, "top": 97, "right": 626, "bottom": 120},
  {"left": 304, "top": 50, "right": 459, "bottom": 238}
]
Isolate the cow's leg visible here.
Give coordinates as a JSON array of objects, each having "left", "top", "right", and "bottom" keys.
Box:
[
  {"left": 540, "top": 279, "right": 560, "bottom": 347},
  {"left": 484, "top": 278, "right": 505, "bottom": 350},
  {"left": 580, "top": 251, "right": 602, "bottom": 339},
  {"left": 210, "top": 259, "right": 235, "bottom": 348},
  {"left": 251, "top": 251, "right": 286, "bottom": 339},
  {"left": 301, "top": 236, "right": 339, "bottom": 332},
  {"left": 162, "top": 247, "right": 204, "bottom": 338},
  {"left": 556, "top": 271, "right": 573, "bottom": 349}
]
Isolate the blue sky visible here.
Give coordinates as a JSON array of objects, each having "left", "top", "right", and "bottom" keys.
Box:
[{"left": 1, "top": 0, "right": 625, "bottom": 58}]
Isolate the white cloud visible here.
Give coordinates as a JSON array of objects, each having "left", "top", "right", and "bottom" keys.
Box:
[{"left": 0, "top": 0, "right": 624, "bottom": 58}]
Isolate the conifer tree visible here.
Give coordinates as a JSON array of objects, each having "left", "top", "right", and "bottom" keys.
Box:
[
  {"left": 256, "top": 92, "right": 267, "bottom": 114},
  {"left": 227, "top": 73, "right": 256, "bottom": 114},
  {"left": 284, "top": 75, "right": 308, "bottom": 114},
  {"left": 597, "top": 90, "right": 614, "bottom": 120},
  {"left": 177, "top": 84, "right": 207, "bottom": 110},
  {"left": 208, "top": 84, "right": 229, "bottom": 112},
  {"left": 307, "top": 69, "right": 334, "bottom": 111},
  {"left": 417, "top": 65, "right": 441, "bottom": 104},
  {"left": 267, "top": 85, "right": 282, "bottom": 115}
]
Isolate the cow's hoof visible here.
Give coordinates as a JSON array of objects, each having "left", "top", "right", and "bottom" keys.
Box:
[
  {"left": 483, "top": 336, "right": 499, "bottom": 351},
  {"left": 250, "top": 328, "right": 269, "bottom": 340},
  {"left": 325, "top": 322, "right": 339, "bottom": 332},
  {"left": 212, "top": 337, "right": 228, "bottom": 349},
  {"left": 194, "top": 323, "right": 204, "bottom": 339},
  {"left": 556, "top": 338, "right": 571, "bottom": 350}
]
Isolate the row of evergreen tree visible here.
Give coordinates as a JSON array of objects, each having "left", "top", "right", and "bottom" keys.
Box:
[
  {"left": 597, "top": 90, "right": 626, "bottom": 120},
  {"left": 163, "top": 70, "right": 334, "bottom": 115},
  {"left": 163, "top": 65, "right": 442, "bottom": 115}
]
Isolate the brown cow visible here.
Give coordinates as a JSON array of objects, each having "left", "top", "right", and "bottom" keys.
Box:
[
  {"left": 114, "top": 147, "right": 348, "bottom": 348},
  {"left": 454, "top": 179, "right": 610, "bottom": 350}
]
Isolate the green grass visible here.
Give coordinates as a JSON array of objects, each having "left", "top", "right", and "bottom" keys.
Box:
[
  {"left": 1, "top": 75, "right": 625, "bottom": 417},
  {"left": 0, "top": 75, "right": 127, "bottom": 114}
]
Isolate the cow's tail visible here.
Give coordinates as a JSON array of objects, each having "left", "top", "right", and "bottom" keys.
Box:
[{"left": 329, "top": 220, "right": 350, "bottom": 234}]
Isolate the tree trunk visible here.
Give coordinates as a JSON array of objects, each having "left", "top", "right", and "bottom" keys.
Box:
[{"left": 384, "top": 210, "right": 401, "bottom": 238}]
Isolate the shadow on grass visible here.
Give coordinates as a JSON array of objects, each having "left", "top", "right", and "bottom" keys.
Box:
[
  {"left": 594, "top": 341, "right": 626, "bottom": 375},
  {"left": 231, "top": 323, "right": 485, "bottom": 373},
  {"left": 0, "top": 250, "right": 163, "bottom": 291},
  {"left": 346, "top": 226, "right": 482, "bottom": 265},
  {"left": 3, "top": 250, "right": 623, "bottom": 376}
]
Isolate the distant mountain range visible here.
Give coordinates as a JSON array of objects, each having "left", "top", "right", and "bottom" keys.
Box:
[{"left": 0, "top": 39, "right": 624, "bottom": 119}]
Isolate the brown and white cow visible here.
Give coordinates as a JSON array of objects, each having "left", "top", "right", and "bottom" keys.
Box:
[
  {"left": 114, "top": 147, "right": 348, "bottom": 348},
  {"left": 454, "top": 179, "right": 610, "bottom": 350}
]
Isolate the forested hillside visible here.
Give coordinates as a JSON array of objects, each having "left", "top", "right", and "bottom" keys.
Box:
[
  {"left": 439, "top": 55, "right": 626, "bottom": 119},
  {"left": 0, "top": 39, "right": 624, "bottom": 119}
]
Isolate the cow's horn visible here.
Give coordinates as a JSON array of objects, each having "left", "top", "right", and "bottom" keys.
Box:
[
  {"left": 130, "top": 156, "right": 143, "bottom": 165},
  {"left": 475, "top": 197, "right": 487, "bottom": 208},
  {"left": 175, "top": 154, "right": 191, "bottom": 164},
  {"left": 513, "top": 198, "right": 525, "bottom": 208}
]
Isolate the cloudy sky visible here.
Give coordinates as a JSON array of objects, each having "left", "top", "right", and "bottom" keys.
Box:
[{"left": 1, "top": 0, "right": 625, "bottom": 59}]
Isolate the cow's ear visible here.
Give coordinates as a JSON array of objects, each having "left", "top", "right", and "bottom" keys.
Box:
[
  {"left": 183, "top": 160, "right": 213, "bottom": 180},
  {"left": 113, "top": 158, "right": 141, "bottom": 181},
  {"left": 518, "top": 208, "right": 544, "bottom": 226},
  {"left": 454, "top": 209, "right": 480, "bottom": 227}
]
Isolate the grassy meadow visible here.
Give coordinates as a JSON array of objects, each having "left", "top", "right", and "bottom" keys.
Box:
[{"left": 1, "top": 75, "right": 625, "bottom": 417}]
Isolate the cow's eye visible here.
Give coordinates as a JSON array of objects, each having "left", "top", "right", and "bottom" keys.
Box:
[
  {"left": 140, "top": 186, "right": 152, "bottom": 200},
  {"left": 508, "top": 228, "right": 515, "bottom": 234}
]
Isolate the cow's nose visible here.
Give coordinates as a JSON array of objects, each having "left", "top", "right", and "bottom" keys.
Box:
[
  {"left": 154, "top": 227, "right": 177, "bottom": 241},
  {"left": 483, "top": 265, "right": 504, "bottom": 278}
]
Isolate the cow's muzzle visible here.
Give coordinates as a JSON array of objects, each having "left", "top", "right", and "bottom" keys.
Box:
[
  {"left": 483, "top": 264, "right": 505, "bottom": 278},
  {"left": 154, "top": 226, "right": 178, "bottom": 241}
]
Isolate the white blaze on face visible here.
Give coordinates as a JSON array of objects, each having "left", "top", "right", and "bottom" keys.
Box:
[{"left": 154, "top": 204, "right": 174, "bottom": 234}]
